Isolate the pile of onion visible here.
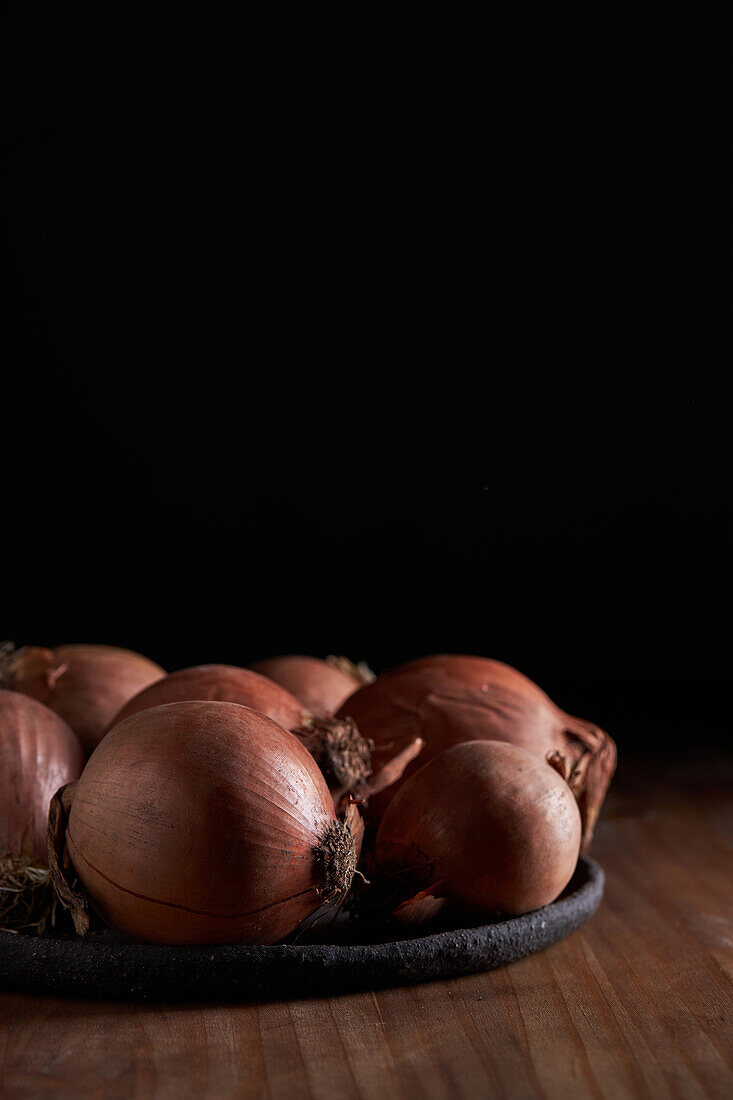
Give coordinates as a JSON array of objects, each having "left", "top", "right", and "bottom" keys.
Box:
[
  {"left": 49, "top": 701, "right": 363, "bottom": 944},
  {"left": 250, "top": 654, "right": 374, "bottom": 717},
  {"left": 0, "top": 642, "right": 165, "bottom": 753},
  {"left": 110, "top": 664, "right": 421, "bottom": 804},
  {"left": 0, "top": 690, "right": 85, "bottom": 932},
  {"left": 337, "top": 654, "right": 616, "bottom": 847},
  {"left": 371, "top": 741, "right": 581, "bottom": 924},
  {"left": 1, "top": 639, "right": 616, "bottom": 948}
]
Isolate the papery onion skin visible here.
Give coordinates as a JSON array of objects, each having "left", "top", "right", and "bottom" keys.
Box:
[
  {"left": 62, "top": 701, "right": 360, "bottom": 945},
  {"left": 373, "top": 741, "right": 582, "bottom": 921},
  {"left": 110, "top": 664, "right": 309, "bottom": 732},
  {"left": 338, "top": 654, "right": 616, "bottom": 848},
  {"left": 0, "top": 690, "right": 85, "bottom": 861},
  {"left": 250, "top": 655, "right": 369, "bottom": 717},
  {"left": 1, "top": 643, "right": 165, "bottom": 754}
]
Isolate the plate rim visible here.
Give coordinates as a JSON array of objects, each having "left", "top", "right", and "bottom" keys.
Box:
[{"left": 0, "top": 856, "right": 604, "bottom": 1000}]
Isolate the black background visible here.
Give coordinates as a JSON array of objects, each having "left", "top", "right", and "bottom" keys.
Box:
[{"left": 3, "top": 9, "right": 730, "bottom": 746}]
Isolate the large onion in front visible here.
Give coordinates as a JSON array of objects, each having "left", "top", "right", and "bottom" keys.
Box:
[
  {"left": 338, "top": 654, "right": 616, "bottom": 847},
  {"left": 0, "top": 642, "right": 165, "bottom": 753},
  {"left": 49, "top": 700, "right": 362, "bottom": 944},
  {"left": 372, "top": 741, "right": 581, "bottom": 924}
]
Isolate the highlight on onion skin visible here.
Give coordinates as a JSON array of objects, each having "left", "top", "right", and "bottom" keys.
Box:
[
  {"left": 0, "top": 642, "right": 165, "bottom": 754},
  {"left": 49, "top": 701, "right": 362, "bottom": 945},
  {"left": 372, "top": 741, "right": 582, "bottom": 925},
  {"left": 337, "top": 654, "right": 616, "bottom": 849},
  {"left": 0, "top": 690, "right": 85, "bottom": 933},
  {"left": 250, "top": 655, "right": 374, "bottom": 718}
]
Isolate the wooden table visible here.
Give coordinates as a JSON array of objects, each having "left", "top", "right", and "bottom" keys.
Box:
[{"left": 1, "top": 742, "right": 732, "bottom": 1099}]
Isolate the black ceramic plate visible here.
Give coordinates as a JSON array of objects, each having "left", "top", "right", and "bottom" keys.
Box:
[{"left": 0, "top": 856, "right": 603, "bottom": 1001}]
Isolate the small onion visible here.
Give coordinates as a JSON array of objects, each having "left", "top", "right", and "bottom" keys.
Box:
[
  {"left": 0, "top": 690, "right": 85, "bottom": 932},
  {"left": 0, "top": 642, "right": 165, "bottom": 753},
  {"left": 49, "top": 700, "right": 362, "bottom": 944},
  {"left": 338, "top": 654, "right": 616, "bottom": 847},
  {"left": 372, "top": 741, "right": 581, "bottom": 924},
  {"left": 109, "top": 664, "right": 370, "bottom": 798},
  {"left": 250, "top": 655, "right": 374, "bottom": 717}
]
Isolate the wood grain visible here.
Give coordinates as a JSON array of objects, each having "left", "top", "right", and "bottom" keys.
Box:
[{"left": 1, "top": 744, "right": 732, "bottom": 1099}]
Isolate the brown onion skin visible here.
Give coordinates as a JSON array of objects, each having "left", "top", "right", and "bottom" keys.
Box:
[
  {"left": 0, "top": 690, "right": 85, "bottom": 861},
  {"left": 65, "top": 701, "right": 356, "bottom": 944},
  {"left": 250, "top": 655, "right": 362, "bottom": 717},
  {"left": 4, "top": 644, "right": 165, "bottom": 754},
  {"left": 373, "top": 741, "right": 582, "bottom": 920},
  {"left": 110, "top": 664, "right": 309, "bottom": 732},
  {"left": 337, "top": 654, "right": 616, "bottom": 847}
]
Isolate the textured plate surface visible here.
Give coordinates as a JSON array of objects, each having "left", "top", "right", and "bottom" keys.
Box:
[{"left": 0, "top": 857, "right": 603, "bottom": 1001}]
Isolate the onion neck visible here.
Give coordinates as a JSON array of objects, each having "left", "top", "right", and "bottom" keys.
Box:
[
  {"left": 325, "top": 655, "right": 376, "bottom": 685},
  {"left": 294, "top": 716, "right": 374, "bottom": 798},
  {"left": 314, "top": 815, "right": 359, "bottom": 903}
]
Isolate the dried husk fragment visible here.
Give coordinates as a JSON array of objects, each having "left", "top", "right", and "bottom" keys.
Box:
[{"left": 47, "top": 782, "right": 93, "bottom": 936}]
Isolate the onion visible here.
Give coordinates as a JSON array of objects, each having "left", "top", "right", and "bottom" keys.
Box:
[
  {"left": 0, "top": 690, "right": 85, "bottom": 932},
  {"left": 0, "top": 690, "right": 85, "bottom": 861},
  {"left": 0, "top": 642, "right": 165, "bottom": 753},
  {"left": 250, "top": 654, "right": 374, "bottom": 717},
  {"left": 372, "top": 741, "right": 581, "bottom": 924},
  {"left": 110, "top": 663, "right": 415, "bottom": 803},
  {"left": 111, "top": 664, "right": 308, "bottom": 731},
  {"left": 337, "top": 654, "right": 616, "bottom": 847},
  {"left": 48, "top": 701, "right": 363, "bottom": 944}
]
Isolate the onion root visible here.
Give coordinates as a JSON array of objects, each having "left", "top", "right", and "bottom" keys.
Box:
[{"left": 0, "top": 855, "right": 56, "bottom": 935}]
